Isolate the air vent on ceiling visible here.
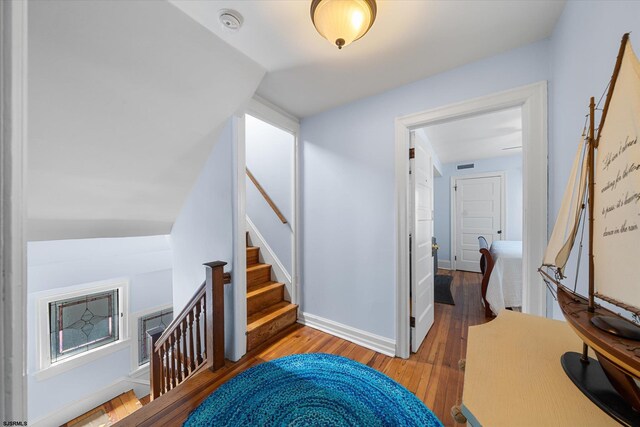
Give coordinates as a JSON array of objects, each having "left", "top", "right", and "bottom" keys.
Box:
[{"left": 457, "top": 163, "right": 474, "bottom": 170}]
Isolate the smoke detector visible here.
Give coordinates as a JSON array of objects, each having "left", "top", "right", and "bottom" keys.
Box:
[{"left": 218, "top": 9, "right": 243, "bottom": 33}]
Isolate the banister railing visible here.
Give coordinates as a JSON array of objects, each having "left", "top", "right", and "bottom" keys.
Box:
[
  {"left": 148, "top": 261, "right": 230, "bottom": 400},
  {"left": 246, "top": 168, "right": 288, "bottom": 224}
]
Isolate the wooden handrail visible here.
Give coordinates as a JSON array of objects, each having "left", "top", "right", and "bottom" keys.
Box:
[
  {"left": 246, "top": 168, "right": 288, "bottom": 224},
  {"left": 155, "top": 272, "right": 230, "bottom": 348},
  {"left": 149, "top": 261, "right": 230, "bottom": 400}
]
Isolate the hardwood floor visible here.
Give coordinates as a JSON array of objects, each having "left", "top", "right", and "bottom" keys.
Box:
[{"left": 118, "top": 270, "right": 488, "bottom": 427}]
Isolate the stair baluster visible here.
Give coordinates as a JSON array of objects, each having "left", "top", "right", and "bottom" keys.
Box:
[{"left": 149, "top": 261, "right": 230, "bottom": 400}]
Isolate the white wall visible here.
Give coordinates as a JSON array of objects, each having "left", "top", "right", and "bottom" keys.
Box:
[
  {"left": 170, "top": 120, "right": 235, "bottom": 355},
  {"left": 300, "top": 40, "right": 550, "bottom": 340},
  {"left": 246, "top": 115, "right": 294, "bottom": 273},
  {"left": 547, "top": 1, "right": 640, "bottom": 318},
  {"left": 27, "top": 235, "right": 172, "bottom": 422},
  {"left": 434, "top": 153, "right": 523, "bottom": 265}
]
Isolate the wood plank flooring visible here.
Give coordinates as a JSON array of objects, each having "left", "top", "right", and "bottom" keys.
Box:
[{"left": 118, "top": 270, "right": 487, "bottom": 427}]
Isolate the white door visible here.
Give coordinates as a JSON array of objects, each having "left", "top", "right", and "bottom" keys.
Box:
[
  {"left": 410, "top": 133, "right": 434, "bottom": 353},
  {"left": 454, "top": 175, "right": 503, "bottom": 272}
]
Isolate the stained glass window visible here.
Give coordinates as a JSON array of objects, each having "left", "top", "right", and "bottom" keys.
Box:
[
  {"left": 49, "top": 290, "right": 120, "bottom": 363},
  {"left": 138, "top": 308, "right": 173, "bottom": 366}
]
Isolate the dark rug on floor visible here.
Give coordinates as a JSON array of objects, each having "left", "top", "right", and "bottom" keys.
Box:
[{"left": 434, "top": 275, "right": 455, "bottom": 305}]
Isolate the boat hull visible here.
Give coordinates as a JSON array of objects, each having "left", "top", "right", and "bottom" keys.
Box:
[{"left": 557, "top": 287, "right": 640, "bottom": 416}]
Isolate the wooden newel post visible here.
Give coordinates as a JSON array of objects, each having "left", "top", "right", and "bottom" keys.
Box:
[
  {"left": 147, "top": 326, "right": 165, "bottom": 400},
  {"left": 204, "top": 261, "right": 227, "bottom": 371}
]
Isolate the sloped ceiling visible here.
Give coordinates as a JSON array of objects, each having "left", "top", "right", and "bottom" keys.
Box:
[{"left": 28, "top": 0, "right": 265, "bottom": 240}]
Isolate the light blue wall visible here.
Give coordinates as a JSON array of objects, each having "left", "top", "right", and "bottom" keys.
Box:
[
  {"left": 246, "top": 115, "right": 294, "bottom": 274},
  {"left": 434, "top": 154, "right": 523, "bottom": 265},
  {"left": 547, "top": 1, "right": 640, "bottom": 318},
  {"left": 27, "top": 235, "right": 172, "bottom": 422},
  {"left": 300, "top": 40, "right": 550, "bottom": 340},
  {"left": 170, "top": 120, "right": 236, "bottom": 353}
]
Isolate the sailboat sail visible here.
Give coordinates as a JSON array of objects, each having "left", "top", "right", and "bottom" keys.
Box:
[
  {"left": 593, "top": 40, "right": 640, "bottom": 313},
  {"left": 542, "top": 136, "right": 588, "bottom": 276}
]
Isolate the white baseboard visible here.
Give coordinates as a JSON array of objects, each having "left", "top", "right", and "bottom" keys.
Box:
[
  {"left": 29, "top": 376, "right": 150, "bottom": 426},
  {"left": 298, "top": 312, "right": 396, "bottom": 357},
  {"left": 438, "top": 259, "right": 452, "bottom": 270},
  {"left": 246, "top": 216, "right": 292, "bottom": 299}
]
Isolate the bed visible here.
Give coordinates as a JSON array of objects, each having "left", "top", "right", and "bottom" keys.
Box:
[{"left": 478, "top": 238, "right": 523, "bottom": 316}]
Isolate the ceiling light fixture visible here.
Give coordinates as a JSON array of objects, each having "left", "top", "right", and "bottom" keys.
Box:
[{"left": 310, "top": 0, "right": 377, "bottom": 50}]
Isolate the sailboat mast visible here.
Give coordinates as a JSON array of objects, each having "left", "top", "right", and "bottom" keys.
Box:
[
  {"left": 588, "top": 97, "right": 596, "bottom": 313},
  {"left": 596, "top": 33, "right": 630, "bottom": 148}
]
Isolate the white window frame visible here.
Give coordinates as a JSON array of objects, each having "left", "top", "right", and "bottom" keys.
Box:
[
  {"left": 129, "top": 303, "right": 172, "bottom": 375},
  {"left": 35, "top": 278, "right": 130, "bottom": 381}
]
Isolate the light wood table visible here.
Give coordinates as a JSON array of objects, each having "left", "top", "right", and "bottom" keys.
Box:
[{"left": 462, "top": 310, "right": 617, "bottom": 426}]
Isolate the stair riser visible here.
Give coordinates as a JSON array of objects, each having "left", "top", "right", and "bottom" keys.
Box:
[
  {"left": 246, "top": 248, "right": 260, "bottom": 266},
  {"left": 247, "top": 307, "right": 297, "bottom": 351},
  {"left": 247, "top": 266, "right": 271, "bottom": 287},
  {"left": 247, "top": 286, "right": 284, "bottom": 317}
]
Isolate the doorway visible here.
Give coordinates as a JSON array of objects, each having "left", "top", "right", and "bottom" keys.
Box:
[
  {"left": 394, "top": 82, "right": 548, "bottom": 358},
  {"left": 231, "top": 98, "right": 300, "bottom": 359}
]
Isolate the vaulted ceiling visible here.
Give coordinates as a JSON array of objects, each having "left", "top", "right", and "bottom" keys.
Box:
[
  {"left": 172, "top": 0, "right": 565, "bottom": 117},
  {"left": 28, "top": 0, "right": 265, "bottom": 240}
]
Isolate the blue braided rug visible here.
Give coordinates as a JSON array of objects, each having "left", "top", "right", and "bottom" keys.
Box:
[{"left": 184, "top": 353, "right": 442, "bottom": 426}]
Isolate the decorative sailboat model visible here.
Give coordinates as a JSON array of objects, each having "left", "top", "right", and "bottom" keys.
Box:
[{"left": 540, "top": 33, "right": 640, "bottom": 426}]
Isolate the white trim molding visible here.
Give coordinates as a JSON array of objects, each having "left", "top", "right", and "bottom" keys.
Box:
[
  {"left": 298, "top": 312, "right": 396, "bottom": 357},
  {"left": 231, "top": 113, "right": 248, "bottom": 362},
  {"left": 1, "top": 0, "right": 28, "bottom": 419},
  {"left": 232, "top": 97, "right": 300, "bottom": 361},
  {"left": 395, "top": 81, "right": 548, "bottom": 358}
]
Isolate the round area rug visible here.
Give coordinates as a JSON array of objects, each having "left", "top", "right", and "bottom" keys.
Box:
[{"left": 184, "top": 353, "right": 442, "bottom": 426}]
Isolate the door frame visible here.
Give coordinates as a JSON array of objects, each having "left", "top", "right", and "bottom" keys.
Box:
[
  {"left": 394, "top": 81, "right": 548, "bottom": 358},
  {"left": 450, "top": 171, "right": 506, "bottom": 271},
  {"left": 1, "top": 0, "right": 28, "bottom": 418},
  {"left": 231, "top": 96, "right": 300, "bottom": 361}
]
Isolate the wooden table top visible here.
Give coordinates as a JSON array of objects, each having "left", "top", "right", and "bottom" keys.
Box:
[{"left": 462, "top": 310, "right": 617, "bottom": 426}]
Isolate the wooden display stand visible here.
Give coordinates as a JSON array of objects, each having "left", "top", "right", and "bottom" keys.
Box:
[{"left": 461, "top": 310, "right": 617, "bottom": 426}]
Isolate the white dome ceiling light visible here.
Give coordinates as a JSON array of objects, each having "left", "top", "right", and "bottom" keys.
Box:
[{"left": 310, "top": 0, "right": 377, "bottom": 50}]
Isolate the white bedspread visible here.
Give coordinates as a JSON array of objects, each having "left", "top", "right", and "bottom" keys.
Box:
[{"left": 485, "top": 240, "right": 522, "bottom": 315}]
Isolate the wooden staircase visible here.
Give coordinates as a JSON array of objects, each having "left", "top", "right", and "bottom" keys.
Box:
[
  {"left": 63, "top": 390, "right": 146, "bottom": 426},
  {"left": 246, "top": 238, "right": 297, "bottom": 351}
]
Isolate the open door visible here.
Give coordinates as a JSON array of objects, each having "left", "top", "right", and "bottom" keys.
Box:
[{"left": 410, "top": 132, "right": 435, "bottom": 353}]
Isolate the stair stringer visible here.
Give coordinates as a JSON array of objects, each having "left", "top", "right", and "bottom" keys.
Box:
[{"left": 246, "top": 216, "right": 293, "bottom": 302}]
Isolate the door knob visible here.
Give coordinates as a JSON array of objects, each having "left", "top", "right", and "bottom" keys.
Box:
[{"left": 497, "top": 230, "right": 502, "bottom": 234}]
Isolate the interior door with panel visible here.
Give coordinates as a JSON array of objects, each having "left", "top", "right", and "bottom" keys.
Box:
[
  {"left": 410, "top": 133, "right": 434, "bottom": 353},
  {"left": 454, "top": 175, "right": 503, "bottom": 272}
]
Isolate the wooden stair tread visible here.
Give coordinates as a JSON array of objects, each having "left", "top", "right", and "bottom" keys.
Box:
[
  {"left": 247, "top": 281, "right": 283, "bottom": 296},
  {"left": 247, "top": 302, "right": 297, "bottom": 332},
  {"left": 247, "top": 263, "right": 270, "bottom": 272},
  {"left": 64, "top": 390, "right": 141, "bottom": 426}
]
